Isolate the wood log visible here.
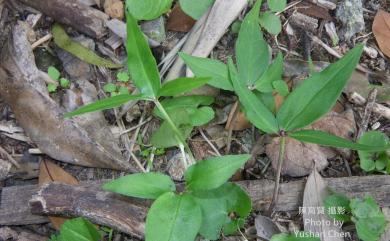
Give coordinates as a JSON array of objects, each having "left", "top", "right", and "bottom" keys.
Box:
[
  {"left": 17, "top": 0, "right": 108, "bottom": 38},
  {"left": 29, "top": 182, "right": 147, "bottom": 239},
  {"left": 1, "top": 175, "right": 390, "bottom": 234}
]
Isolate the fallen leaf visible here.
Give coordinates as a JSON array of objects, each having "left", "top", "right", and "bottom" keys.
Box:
[
  {"left": 303, "top": 168, "right": 344, "bottom": 241},
  {"left": 52, "top": 23, "right": 122, "bottom": 68},
  {"left": 167, "top": 3, "right": 196, "bottom": 32},
  {"left": 266, "top": 137, "right": 329, "bottom": 177},
  {"left": 310, "top": 110, "right": 356, "bottom": 158},
  {"left": 255, "top": 215, "right": 281, "bottom": 240},
  {"left": 225, "top": 101, "right": 252, "bottom": 131},
  {"left": 104, "top": 0, "right": 124, "bottom": 19},
  {"left": 39, "top": 159, "right": 78, "bottom": 229},
  {"left": 373, "top": 10, "right": 390, "bottom": 58},
  {"left": 296, "top": 2, "right": 332, "bottom": 21}
]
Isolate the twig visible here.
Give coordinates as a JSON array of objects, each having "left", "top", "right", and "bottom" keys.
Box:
[
  {"left": 357, "top": 88, "right": 377, "bottom": 139},
  {"left": 0, "top": 146, "right": 19, "bottom": 168},
  {"left": 349, "top": 92, "right": 390, "bottom": 120},
  {"left": 275, "top": 0, "right": 302, "bottom": 15},
  {"left": 199, "top": 128, "right": 221, "bottom": 156},
  {"left": 31, "top": 33, "right": 52, "bottom": 49},
  {"left": 310, "top": 35, "right": 371, "bottom": 73},
  {"left": 130, "top": 152, "right": 146, "bottom": 173},
  {"left": 120, "top": 116, "right": 152, "bottom": 135}
]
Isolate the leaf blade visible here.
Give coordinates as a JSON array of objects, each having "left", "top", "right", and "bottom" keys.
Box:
[
  {"left": 52, "top": 24, "right": 122, "bottom": 69},
  {"left": 179, "top": 0, "right": 214, "bottom": 19},
  {"left": 158, "top": 77, "right": 210, "bottom": 97},
  {"left": 126, "top": 11, "right": 161, "bottom": 97},
  {"left": 126, "top": 0, "right": 173, "bottom": 20},
  {"left": 236, "top": 0, "right": 269, "bottom": 86},
  {"left": 290, "top": 130, "right": 390, "bottom": 151},
  {"left": 276, "top": 44, "right": 364, "bottom": 131},
  {"left": 180, "top": 52, "right": 233, "bottom": 91},
  {"left": 254, "top": 52, "right": 283, "bottom": 92},
  {"left": 102, "top": 172, "right": 175, "bottom": 199},
  {"left": 146, "top": 192, "right": 202, "bottom": 241},
  {"left": 228, "top": 59, "right": 279, "bottom": 134},
  {"left": 64, "top": 94, "right": 147, "bottom": 118},
  {"left": 185, "top": 154, "right": 250, "bottom": 191}
]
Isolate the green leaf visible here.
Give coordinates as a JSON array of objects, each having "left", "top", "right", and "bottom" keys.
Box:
[
  {"left": 64, "top": 94, "right": 147, "bottom": 118},
  {"left": 58, "top": 217, "right": 101, "bottom": 241},
  {"left": 254, "top": 52, "right": 283, "bottom": 92},
  {"left": 228, "top": 58, "right": 279, "bottom": 134},
  {"left": 126, "top": 12, "right": 161, "bottom": 97},
  {"left": 290, "top": 130, "right": 390, "bottom": 151},
  {"left": 151, "top": 121, "right": 193, "bottom": 148},
  {"left": 179, "top": 0, "right": 214, "bottom": 19},
  {"left": 267, "top": 0, "right": 287, "bottom": 12},
  {"left": 103, "top": 83, "right": 117, "bottom": 93},
  {"left": 358, "top": 131, "right": 390, "bottom": 172},
  {"left": 158, "top": 77, "right": 210, "bottom": 97},
  {"left": 103, "top": 173, "right": 175, "bottom": 199},
  {"left": 272, "top": 80, "right": 289, "bottom": 97},
  {"left": 118, "top": 86, "right": 130, "bottom": 95},
  {"left": 179, "top": 52, "right": 232, "bottom": 91},
  {"left": 185, "top": 154, "right": 250, "bottom": 191},
  {"left": 192, "top": 183, "right": 251, "bottom": 240},
  {"left": 126, "top": 0, "right": 173, "bottom": 20},
  {"left": 154, "top": 95, "right": 214, "bottom": 118},
  {"left": 48, "top": 66, "right": 60, "bottom": 81},
  {"left": 146, "top": 192, "right": 202, "bottom": 241},
  {"left": 270, "top": 233, "right": 321, "bottom": 241},
  {"left": 236, "top": 0, "right": 269, "bottom": 86},
  {"left": 276, "top": 44, "right": 364, "bottom": 131},
  {"left": 324, "top": 193, "right": 351, "bottom": 222},
  {"left": 47, "top": 83, "right": 57, "bottom": 93},
  {"left": 52, "top": 24, "right": 122, "bottom": 69},
  {"left": 59, "top": 78, "right": 70, "bottom": 88},
  {"left": 350, "top": 196, "right": 387, "bottom": 241},
  {"left": 255, "top": 91, "right": 276, "bottom": 113},
  {"left": 117, "top": 72, "right": 130, "bottom": 82},
  {"left": 187, "top": 106, "right": 214, "bottom": 126},
  {"left": 259, "top": 11, "right": 282, "bottom": 35}
]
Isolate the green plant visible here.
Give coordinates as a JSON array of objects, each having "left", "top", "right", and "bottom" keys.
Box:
[
  {"left": 49, "top": 217, "right": 101, "bottom": 241},
  {"left": 325, "top": 194, "right": 387, "bottom": 241},
  {"left": 65, "top": 7, "right": 214, "bottom": 166},
  {"left": 358, "top": 131, "right": 390, "bottom": 173},
  {"left": 259, "top": 0, "right": 286, "bottom": 35},
  {"left": 47, "top": 66, "right": 71, "bottom": 92},
  {"left": 180, "top": 0, "right": 390, "bottom": 211},
  {"left": 179, "top": 0, "right": 214, "bottom": 19},
  {"left": 126, "top": 0, "right": 173, "bottom": 20},
  {"left": 103, "top": 154, "right": 251, "bottom": 240}
]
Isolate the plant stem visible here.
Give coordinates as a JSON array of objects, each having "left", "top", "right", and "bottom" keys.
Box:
[
  {"left": 268, "top": 136, "right": 286, "bottom": 214},
  {"left": 154, "top": 100, "right": 194, "bottom": 165}
]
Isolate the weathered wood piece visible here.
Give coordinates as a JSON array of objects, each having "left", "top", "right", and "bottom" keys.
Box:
[
  {"left": 1, "top": 175, "right": 390, "bottom": 230},
  {"left": 17, "top": 0, "right": 108, "bottom": 38},
  {"left": 29, "top": 182, "right": 147, "bottom": 239}
]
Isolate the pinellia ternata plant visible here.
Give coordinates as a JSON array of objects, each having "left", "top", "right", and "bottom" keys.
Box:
[
  {"left": 180, "top": 0, "right": 390, "bottom": 210},
  {"left": 65, "top": 4, "right": 253, "bottom": 241}
]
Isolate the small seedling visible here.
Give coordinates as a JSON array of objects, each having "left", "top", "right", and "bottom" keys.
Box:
[
  {"left": 116, "top": 71, "right": 130, "bottom": 83},
  {"left": 46, "top": 66, "right": 71, "bottom": 92},
  {"left": 325, "top": 193, "right": 387, "bottom": 241},
  {"left": 49, "top": 217, "right": 101, "bottom": 241},
  {"left": 358, "top": 131, "right": 390, "bottom": 173},
  {"left": 103, "top": 154, "right": 251, "bottom": 241}
]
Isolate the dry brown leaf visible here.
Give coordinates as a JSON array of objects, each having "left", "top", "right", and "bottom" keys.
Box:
[
  {"left": 267, "top": 137, "right": 329, "bottom": 177},
  {"left": 303, "top": 168, "right": 344, "bottom": 241},
  {"left": 104, "top": 0, "right": 124, "bottom": 19},
  {"left": 373, "top": 10, "right": 390, "bottom": 58},
  {"left": 167, "top": 3, "right": 196, "bottom": 32},
  {"left": 38, "top": 160, "right": 78, "bottom": 229},
  {"left": 225, "top": 101, "right": 252, "bottom": 131},
  {"left": 296, "top": 2, "right": 332, "bottom": 20}
]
